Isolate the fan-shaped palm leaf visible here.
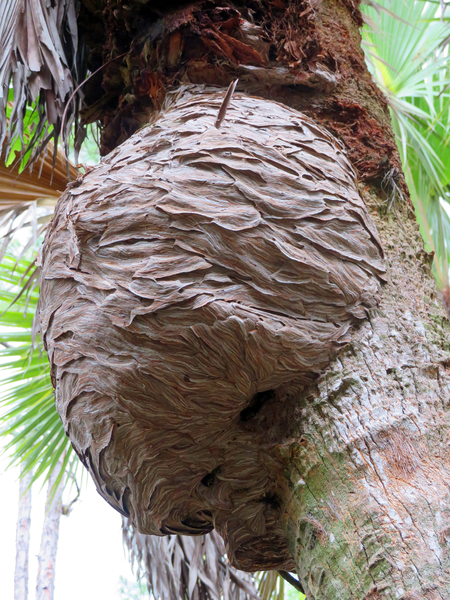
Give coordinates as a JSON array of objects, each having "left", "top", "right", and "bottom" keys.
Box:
[
  {"left": 0, "top": 253, "right": 81, "bottom": 492},
  {"left": 362, "top": 0, "right": 450, "bottom": 288}
]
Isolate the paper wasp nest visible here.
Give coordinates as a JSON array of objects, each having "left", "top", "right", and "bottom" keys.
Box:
[{"left": 39, "top": 88, "right": 384, "bottom": 571}]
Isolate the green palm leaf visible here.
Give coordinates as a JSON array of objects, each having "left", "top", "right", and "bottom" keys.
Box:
[
  {"left": 0, "top": 253, "right": 80, "bottom": 490},
  {"left": 362, "top": 0, "right": 450, "bottom": 288}
]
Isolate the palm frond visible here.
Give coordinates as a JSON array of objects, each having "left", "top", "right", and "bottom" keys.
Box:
[
  {"left": 0, "top": 253, "right": 80, "bottom": 490},
  {"left": 257, "top": 572, "right": 283, "bottom": 600},
  {"left": 361, "top": 0, "right": 417, "bottom": 27},
  {"left": 0, "top": 0, "right": 83, "bottom": 163},
  {"left": 362, "top": 0, "right": 450, "bottom": 287},
  {"left": 123, "top": 521, "right": 262, "bottom": 600},
  {"left": 122, "top": 520, "right": 306, "bottom": 600},
  {"left": 0, "top": 135, "right": 91, "bottom": 492},
  {"left": 0, "top": 142, "right": 78, "bottom": 258}
]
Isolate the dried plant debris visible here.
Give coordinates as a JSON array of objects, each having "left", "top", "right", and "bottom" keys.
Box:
[
  {"left": 76, "top": 0, "right": 399, "bottom": 181},
  {"left": 0, "top": 143, "right": 78, "bottom": 262},
  {"left": 0, "top": 0, "right": 82, "bottom": 160},
  {"left": 123, "top": 522, "right": 260, "bottom": 600},
  {"left": 38, "top": 88, "right": 385, "bottom": 571},
  {"left": 0, "top": 0, "right": 400, "bottom": 185}
]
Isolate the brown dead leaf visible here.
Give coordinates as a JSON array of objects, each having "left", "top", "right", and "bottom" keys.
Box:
[
  {"left": 220, "top": 31, "right": 267, "bottom": 67},
  {"left": 168, "top": 30, "right": 184, "bottom": 68}
]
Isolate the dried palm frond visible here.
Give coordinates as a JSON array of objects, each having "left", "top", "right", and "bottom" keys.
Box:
[
  {"left": 0, "top": 144, "right": 75, "bottom": 211},
  {"left": 0, "top": 0, "right": 81, "bottom": 163},
  {"left": 0, "top": 143, "right": 77, "bottom": 260},
  {"left": 123, "top": 521, "right": 261, "bottom": 600},
  {"left": 0, "top": 140, "right": 80, "bottom": 489}
]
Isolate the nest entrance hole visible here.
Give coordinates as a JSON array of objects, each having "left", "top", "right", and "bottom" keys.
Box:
[
  {"left": 240, "top": 389, "right": 276, "bottom": 422},
  {"left": 201, "top": 466, "right": 222, "bottom": 487}
]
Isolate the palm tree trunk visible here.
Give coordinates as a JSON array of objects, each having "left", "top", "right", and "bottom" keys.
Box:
[
  {"left": 35, "top": 466, "right": 64, "bottom": 600},
  {"left": 14, "top": 467, "right": 33, "bottom": 600},
  {"left": 281, "top": 198, "right": 450, "bottom": 598}
]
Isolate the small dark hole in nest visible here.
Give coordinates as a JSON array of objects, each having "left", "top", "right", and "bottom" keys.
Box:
[
  {"left": 240, "top": 389, "right": 276, "bottom": 422},
  {"left": 201, "top": 466, "right": 221, "bottom": 487},
  {"left": 259, "top": 492, "right": 280, "bottom": 509},
  {"left": 180, "top": 517, "right": 214, "bottom": 533},
  {"left": 199, "top": 510, "right": 213, "bottom": 518},
  {"left": 54, "top": 330, "right": 74, "bottom": 342}
]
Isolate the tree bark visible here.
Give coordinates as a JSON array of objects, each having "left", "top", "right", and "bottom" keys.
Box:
[
  {"left": 14, "top": 467, "right": 33, "bottom": 600},
  {"left": 281, "top": 196, "right": 450, "bottom": 598},
  {"left": 35, "top": 466, "right": 64, "bottom": 600}
]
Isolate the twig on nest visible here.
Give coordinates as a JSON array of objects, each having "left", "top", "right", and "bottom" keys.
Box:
[{"left": 215, "top": 79, "right": 239, "bottom": 129}]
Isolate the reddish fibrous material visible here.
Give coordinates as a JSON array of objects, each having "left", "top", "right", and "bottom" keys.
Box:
[
  {"left": 38, "top": 88, "right": 385, "bottom": 571},
  {"left": 77, "top": 0, "right": 401, "bottom": 187}
]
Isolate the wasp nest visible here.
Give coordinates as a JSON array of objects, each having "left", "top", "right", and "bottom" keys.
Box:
[{"left": 38, "top": 87, "right": 385, "bottom": 571}]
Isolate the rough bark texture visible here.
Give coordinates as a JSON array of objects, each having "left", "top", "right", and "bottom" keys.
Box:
[
  {"left": 14, "top": 467, "right": 32, "bottom": 600},
  {"left": 442, "top": 287, "right": 450, "bottom": 319},
  {"left": 35, "top": 466, "right": 64, "bottom": 600},
  {"left": 281, "top": 195, "right": 450, "bottom": 599},
  {"left": 38, "top": 88, "right": 384, "bottom": 572}
]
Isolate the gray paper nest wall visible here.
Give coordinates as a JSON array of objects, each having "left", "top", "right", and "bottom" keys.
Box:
[{"left": 38, "top": 88, "right": 385, "bottom": 572}]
